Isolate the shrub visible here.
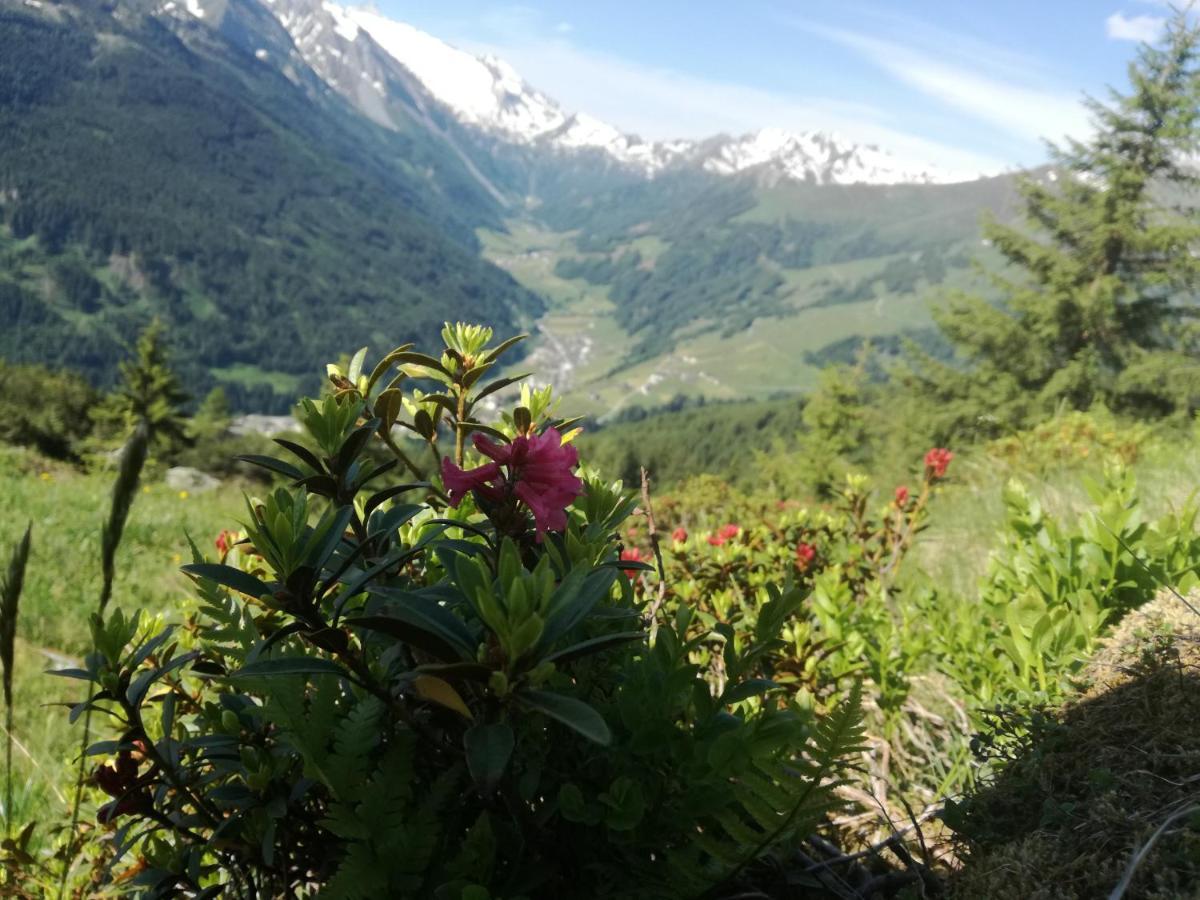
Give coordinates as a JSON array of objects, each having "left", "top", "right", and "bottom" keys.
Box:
[
  {"left": 61, "top": 326, "right": 865, "bottom": 898},
  {"left": 0, "top": 360, "right": 96, "bottom": 460}
]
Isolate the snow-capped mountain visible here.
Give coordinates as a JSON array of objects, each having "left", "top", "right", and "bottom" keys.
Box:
[{"left": 248, "top": 0, "right": 973, "bottom": 186}]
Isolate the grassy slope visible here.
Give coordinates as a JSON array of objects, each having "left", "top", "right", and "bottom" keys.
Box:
[
  {"left": 0, "top": 447, "right": 238, "bottom": 821},
  {"left": 482, "top": 173, "right": 1019, "bottom": 417},
  {"left": 2, "top": 423, "right": 1198, "bottom": 842}
]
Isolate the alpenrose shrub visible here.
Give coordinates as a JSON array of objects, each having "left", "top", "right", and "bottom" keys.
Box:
[
  {"left": 60, "top": 325, "right": 866, "bottom": 899},
  {"left": 628, "top": 458, "right": 952, "bottom": 713}
]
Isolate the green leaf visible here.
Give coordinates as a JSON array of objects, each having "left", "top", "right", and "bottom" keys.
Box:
[
  {"left": 721, "top": 678, "right": 782, "bottom": 705},
  {"left": 473, "top": 374, "right": 529, "bottom": 403},
  {"left": 181, "top": 564, "right": 271, "bottom": 599},
  {"left": 537, "top": 567, "right": 619, "bottom": 653},
  {"left": 482, "top": 334, "right": 527, "bottom": 364},
  {"left": 520, "top": 690, "right": 611, "bottom": 745},
  {"left": 232, "top": 657, "right": 350, "bottom": 679},
  {"left": 464, "top": 723, "right": 514, "bottom": 793},
  {"left": 347, "top": 346, "right": 368, "bottom": 384},
  {"left": 543, "top": 631, "right": 644, "bottom": 666},
  {"left": 235, "top": 455, "right": 305, "bottom": 481}
]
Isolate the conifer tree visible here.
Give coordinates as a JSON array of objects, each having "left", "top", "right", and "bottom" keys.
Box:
[
  {"left": 908, "top": 12, "right": 1200, "bottom": 437},
  {"left": 93, "top": 320, "right": 190, "bottom": 451}
]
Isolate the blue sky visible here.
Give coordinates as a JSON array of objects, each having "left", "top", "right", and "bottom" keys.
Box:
[{"left": 377, "top": 1, "right": 1175, "bottom": 175}]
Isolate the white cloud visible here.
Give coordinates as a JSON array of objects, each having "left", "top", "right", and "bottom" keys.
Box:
[
  {"left": 1105, "top": 12, "right": 1166, "bottom": 42},
  {"left": 790, "top": 22, "right": 1092, "bottom": 152},
  {"left": 442, "top": 25, "right": 1012, "bottom": 176}
]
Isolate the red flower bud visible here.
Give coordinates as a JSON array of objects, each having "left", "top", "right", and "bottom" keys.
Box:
[
  {"left": 671, "top": 526, "right": 688, "bottom": 543},
  {"left": 894, "top": 485, "right": 910, "bottom": 507},
  {"left": 795, "top": 542, "right": 817, "bottom": 571},
  {"left": 924, "top": 448, "right": 953, "bottom": 480},
  {"left": 620, "top": 547, "right": 644, "bottom": 579}
]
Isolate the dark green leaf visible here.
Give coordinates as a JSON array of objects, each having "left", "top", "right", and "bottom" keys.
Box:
[
  {"left": 235, "top": 455, "right": 304, "bottom": 481},
  {"left": 544, "top": 631, "right": 644, "bottom": 666},
  {"left": 474, "top": 374, "right": 529, "bottom": 403},
  {"left": 273, "top": 439, "right": 324, "bottom": 474},
  {"left": 464, "top": 723, "right": 514, "bottom": 793},
  {"left": 231, "top": 657, "right": 350, "bottom": 679},
  {"left": 520, "top": 690, "right": 611, "bottom": 745},
  {"left": 181, "top": 564, "right": 271, "bottom": 599}
]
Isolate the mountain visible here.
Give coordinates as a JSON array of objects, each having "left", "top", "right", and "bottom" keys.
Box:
[
  {"left": 0, "top": 0, "right": 542, "bottom": 409},
  {"left": 0, "top": 0, "right": 1021, "bottom": 418},
  {"left": 267, "top": 0, "right": 974, "bottom": 187}
]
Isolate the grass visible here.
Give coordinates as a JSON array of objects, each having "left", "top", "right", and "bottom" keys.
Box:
[
  {"left": 947, "top": 592, "right": 1200, "bottom": 899},
  {"left": 481, "top": 218, "right": 958, "bottom": 416},
  {"left": 0, "top": 446, "right": 241, "bottom": 825}
]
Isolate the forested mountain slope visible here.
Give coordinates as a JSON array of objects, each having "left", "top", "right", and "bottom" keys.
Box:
[{"left": 0, "top": 0, "right": 542, "bottom": 409}]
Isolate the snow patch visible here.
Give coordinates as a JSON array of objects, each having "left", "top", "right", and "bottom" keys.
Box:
[
  {"left": 322, "top": 2, "right": 359, "bottom": 41},
  {"left": 185, "top": 0, "right": 204, "bottom": 18},
  {"left": 255, "top": 48, "right": 269, "bottom": 60}
]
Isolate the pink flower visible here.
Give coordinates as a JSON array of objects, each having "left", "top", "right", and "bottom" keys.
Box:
[
  {"left": 707, "top": 524, "right": 740, "bottom": 547},
  {"left": 442, "top": 428, "right": 584, "bottom": 540},
  {"left": 215, "top": 530, "right": 236, "bottom": 557},
  {"left": 620, "top": 547, "right": 644, "bottom": 579},
  {"left": 924, "top": 448, "right": 954, "bottom": 480},
  {"left": 671, "top": 526, "right": 688, "bottom": 543},
  {"left": 795, "top": 542, "right": 816, "bottom": 571},
  {"left": 894, "top": 486, "right": 910, "bottom": 507}
]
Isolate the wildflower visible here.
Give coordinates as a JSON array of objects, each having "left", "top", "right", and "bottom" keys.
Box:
[
  {"left": 442, "top": 427, "right": 584, "bottom": 540},
  {"left": 924, "top": 448, "right": 953, "bottom": 479},
  {"left": 620, "top": 547, "right": 644, "bottom": 578},
  {"left": 95, "top": 751, "right": 146, "bottom": 823},
  {"left": 38, "top": 471, "right": 51, "bottom": 482},
  {"left": 215, "top": 530, "right": 237, "bottom": 557},
  {"left": 178, "top": 490, "right": 190, "bottom": 500},
  {"left": 795, "top": 542, "right": 817, "bottom": 571},
  {"left": 707, "top": 524, "right": 740, "bottom": 546},
  {"left": 894, "top": 485, "right": 910, "bottom": 507},
  {"left": 672, "top": 526, "right": 688, "bottom": 543}
]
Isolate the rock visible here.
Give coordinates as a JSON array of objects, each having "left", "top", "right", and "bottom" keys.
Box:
[
  {"left": 229, "top": 414, "right": 297, "bottom": 437},
  {"left": 165, "top": 466, "right": 221, "bottom": 493}
]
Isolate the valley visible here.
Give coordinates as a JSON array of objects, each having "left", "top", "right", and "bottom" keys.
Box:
[{"left": 0, "top": 0, "right": 1025, "bottom": 418}]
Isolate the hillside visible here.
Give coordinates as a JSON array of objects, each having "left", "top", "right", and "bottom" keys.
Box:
[
  {"left": 0, "top": 0, "right": 542, "bottom": 409},
  {"left": 0, "top": 0, "right": 1028, "bottom": 416},
  {"left": 486, "top": 172, "right": 1023, "bottom": 417}
]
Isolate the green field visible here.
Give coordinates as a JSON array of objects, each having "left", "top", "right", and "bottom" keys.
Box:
[{"left": 0, "top": 447, "right": 239, "bottom": 822}]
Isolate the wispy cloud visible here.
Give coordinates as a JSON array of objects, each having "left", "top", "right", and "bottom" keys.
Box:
[
  {"left": 1105, "top": 12, "right": 1166, "bottom": 42},
  {"left": 439, "top": 7, "right": 1013, "bottom": 176},
  {"left": 786, "top": 19, "right": 1091, "bottom": 152}
]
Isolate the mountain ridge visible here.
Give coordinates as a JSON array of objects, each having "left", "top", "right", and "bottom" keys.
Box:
[{"left": 260, "top": 0, "right": 983, "bottom": 187}]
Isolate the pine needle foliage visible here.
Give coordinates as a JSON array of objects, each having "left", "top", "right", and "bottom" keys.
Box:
[{"left": 908, "top": 13, "right": 1200, "bottom": 439}]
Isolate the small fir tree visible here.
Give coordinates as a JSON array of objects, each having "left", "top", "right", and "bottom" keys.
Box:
[
  {"left": 908, "top": 12, "right": 1200, "bottom": 435},
  {"left": 92, "top": 320, "right": 190, "bottom": 451}
]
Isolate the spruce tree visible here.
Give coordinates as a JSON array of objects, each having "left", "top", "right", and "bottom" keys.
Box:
[
  {"left": 93, "top": 320, "right": 191, "bottom": 451},
  {"left": 909, "top": 12, "right": 1200, "bottom": 438}
]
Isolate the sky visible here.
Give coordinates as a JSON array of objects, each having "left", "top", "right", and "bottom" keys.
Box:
[{"left": 373, "top": 0, "right": 1180, "bottom": 177}]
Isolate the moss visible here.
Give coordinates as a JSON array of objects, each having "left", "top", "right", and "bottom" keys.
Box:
[{"left": 947, "top": 593, "right": 1200, "bottom": 899}]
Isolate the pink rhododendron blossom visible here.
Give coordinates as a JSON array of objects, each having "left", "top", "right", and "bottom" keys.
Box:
[
  {"left": 672, "top": 526, "right": 688, "bottom": 543},
  {"left": 215, "top": 530, "right": 239, "bottom": 557},
  {"left": 894, "top": 486, "right": 910, "bottom": 507},
  {"left": 924, "top": 448, "right": 954, "bottom": 479},
  {"left": 620, "top": 547, "right": 644, "bottom": 578},
  {"left": 707, "top": 524, "right": 740, "bottom": 546},
  {"left": 795, "top": 542, "right": 816, "bottom": 571},
  {"left": 441, "top": 428, "right": 584, "bottom": 540}
]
